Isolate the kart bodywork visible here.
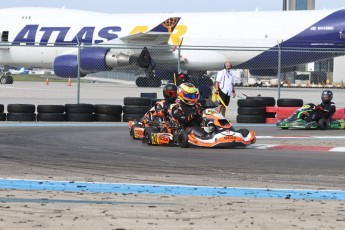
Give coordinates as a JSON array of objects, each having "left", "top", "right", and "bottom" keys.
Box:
[
  {"left": 129, "top": 108, "right": 256, "bottom": 148},
  {"left": 276, "top": 104, "right": 345, "bottom": 129}
]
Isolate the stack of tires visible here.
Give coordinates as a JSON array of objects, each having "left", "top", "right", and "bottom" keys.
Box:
[
  {"left": 7, "top": 104, "right": 36, "bottom": 121},
  {"left": 236, "top": 99, "right": 267, "bottom": 123},
  {"left": 246, "top": 96, "right": 276, "bottom": 119},
  {"left": 123, "top": 97, "right": 152, "bottom": 122},
  {"left": 37, "top": 105, "right": 66, "bottom": 121},
  {"left": 0, "top": 104, "right": 6, "bottom": 121},
  {"left": 277, "top": 98, "right": 303, "bottom": 107},
  {"left": 65, "top": 104, "right": 95, "bottom": 122},
  {"left": 94, "top": 104, "right": 122, "bottom": 122}
]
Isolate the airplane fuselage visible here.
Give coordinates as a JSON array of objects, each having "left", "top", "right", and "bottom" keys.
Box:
[{"left": 0, "top": 7, "right": 345, "bottom": 73}]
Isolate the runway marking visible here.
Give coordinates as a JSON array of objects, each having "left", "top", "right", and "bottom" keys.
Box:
[{"left": 0, "top": 178, "right": 344, "bottom": 201}]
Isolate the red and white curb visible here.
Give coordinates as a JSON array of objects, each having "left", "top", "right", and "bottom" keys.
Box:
[
  {"left": 252, "top": 136, "right": 345, "bottom": 152},
  {"left": 257, "top": 136, "right": 345, "bottom": 139},
  {"left": 247, "top": 144, "right": 345, "bottom": 152}
]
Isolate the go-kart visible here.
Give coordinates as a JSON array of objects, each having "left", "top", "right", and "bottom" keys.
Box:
[
  {"left": 134, "top": 108, "right": 256, "bottom": 148},
  {"left": 129, "top": 115, "right": 178, "bottom": 142},
  {"left": 276, "top": 104, "right": 345, "bottom": 130}
]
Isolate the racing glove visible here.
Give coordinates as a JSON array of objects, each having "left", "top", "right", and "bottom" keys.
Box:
[
  {"left": 314, "top": 105, "right": 323, "bottom": 111},
  {"left": 188, "top": 112, "right": 199, "bottom": 121}
]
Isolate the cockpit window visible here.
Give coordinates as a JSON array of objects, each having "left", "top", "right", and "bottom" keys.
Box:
[{"left": 1, "top": 31, "right": 9, "bottom": 42}]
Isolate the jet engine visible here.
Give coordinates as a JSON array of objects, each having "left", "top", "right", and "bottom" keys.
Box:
[{"left": 53, "top": 47, "right": 134, "bottom": 78}]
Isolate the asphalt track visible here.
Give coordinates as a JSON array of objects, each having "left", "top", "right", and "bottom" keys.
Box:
[
  {"left": 0, "top": 123, "right": 344, "bottom": 190},
  {"left": 0, "top": 82, "right": 345, "bottom": 229}
]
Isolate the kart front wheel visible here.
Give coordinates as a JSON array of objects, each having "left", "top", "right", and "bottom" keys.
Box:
[
  {"left": 143, "top": 128, "right": 152, "bottom": 145},
  {"left": 130, "top": 124, "right": 141, "bottom": 139},
  {"left": 318, "top": 119, "right": 329, "bottom": 130},
  {"left": 239, "top": 128, "right": 249, "bottom": 137},
  {"left": 178, "top": 131, "right": 189, "bottom": 148}
]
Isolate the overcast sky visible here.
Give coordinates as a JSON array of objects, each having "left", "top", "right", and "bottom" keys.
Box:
[{"left": 1, "top": 0, "right": 345, "bottom": 13}]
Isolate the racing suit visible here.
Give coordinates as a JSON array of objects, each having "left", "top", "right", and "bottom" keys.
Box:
[
  {"left": 142, "top": 99, "right": 174, "bottom": 127},
  {"left": 304, "top": 102, "right": 336, "bottom": 122},
  {"left": 171, "top": 101, "right": 207, "bottom": 138}
]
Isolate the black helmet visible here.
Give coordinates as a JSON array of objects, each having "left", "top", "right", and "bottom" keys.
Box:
[
  {"left": 163, "top": 83, "right": 177, "bottom": 102},
  {"left": 321, "top": 90, "right": 333, "bottom": 104}
]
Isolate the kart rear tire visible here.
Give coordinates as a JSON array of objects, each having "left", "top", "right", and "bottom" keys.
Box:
[
  {"left": 318, "top": 119, "right": 329, "bottom": 130},
  {"left": 178, "top": 131, "right": 189, "bottom": 148}
]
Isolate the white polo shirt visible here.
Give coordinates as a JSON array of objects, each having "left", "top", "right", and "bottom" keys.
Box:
[{"left": 216, "top": 69, "right": 234, "bottom": 96}]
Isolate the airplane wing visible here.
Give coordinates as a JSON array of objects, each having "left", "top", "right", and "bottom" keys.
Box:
[{"left": 120, "top": 17, "right": 181, "bottom": 45}]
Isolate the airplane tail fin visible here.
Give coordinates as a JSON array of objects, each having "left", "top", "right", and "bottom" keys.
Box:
[
  {"left": 149, "top": 17, "right": 181, "bottom": 33},
  {"left": 120, "top": 17, "right": 181, "bottom": 44}
]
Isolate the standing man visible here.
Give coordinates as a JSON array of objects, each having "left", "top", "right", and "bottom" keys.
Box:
[{"left": 214, "top": 61, "right": 236, "bottom": 117}]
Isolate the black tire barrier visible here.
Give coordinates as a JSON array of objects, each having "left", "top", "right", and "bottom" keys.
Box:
[
  {"left": 37, "top": 113, "right": 66, "bottom": 122},
  {"left": 123, "top": 105, "right": 151, "bottom": 114},
  {"left": 237, "top": 99, "right": 266, "bottom": 107},
  {"left": 66, "top": 113, "right": 95, "bottom": 122},
  {"left": 246, "top": 96, "right": 276, "bottom": 106},
  {"left": 7, "top": 113, "right": 36, "bottom": 121},
  {"left": 236, "top": 114, "right": 266, "bottom": 123},
  {"left": 151, "top": 98, "right": 163, "bottom": 107},
  {"left": 94, "top": 104, "right": 122, "bottom": 115},
  {"left": 0, "top": 104, "right": 125, "bottom": 122},
  {"left": 122, "top": 113, "right": 145, "bottom": 122},
  {"left": 124, "top": 97, "right": 151, "bottom": 106},
  {"left": 7, "top": 104, "right": 36, "bottom": 113},
  {"left": 95, "top": 114, "right": 122, "bottom": 122},
  {"left": 0, "top": 113, "right": 6, "bottom": 121},
  {"left": 65, "top": 104, "right": 95, "bottom": 114},
  {"left": 140, "top": 92, "right": 157, "bottom": 99},
  {"left": 277, "top": 98, "right": 304, "bottom": 107},
  {"left": 266, "top": 112, "right": 277, "bottom": 118},
  {"left": 238, "top": 107, "right": 266, "bottom": 115},
  {"left": 37, "top": 105, "right": 65, "bottom": 113}
]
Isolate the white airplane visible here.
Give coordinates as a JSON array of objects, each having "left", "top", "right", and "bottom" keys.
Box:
[
  {"left": 0, "top": 7, "right": 345, "bottom": 86},
  {"left": 8, "top": 67, "right": 27, "bottom": 75}
]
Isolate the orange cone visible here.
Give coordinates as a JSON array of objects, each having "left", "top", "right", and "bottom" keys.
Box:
[
  {"left": 45, "top": 78, "right": 49, "bottom": 85},
  {"left": 67, "top": 78, "right": 72, "bottom": 86}
]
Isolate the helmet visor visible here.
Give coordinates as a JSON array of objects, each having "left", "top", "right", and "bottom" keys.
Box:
[
  {"left": 168, "top": 91, "right": 177, "bottom": 98},
  {"left": 183, "top": 92, "right": 198, "bottom": 99}
]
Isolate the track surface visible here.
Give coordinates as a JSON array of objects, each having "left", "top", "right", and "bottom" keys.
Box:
[
  {"left": 0, "top": 124, "right": 344, "bottom": 190},
  {"left": 0, "top": 83, "right": 345, "bottom": 229}
]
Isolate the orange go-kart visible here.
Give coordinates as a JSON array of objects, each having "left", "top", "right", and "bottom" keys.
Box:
[{"left": 129, "top": 108, "right": 256, "bottom": 148}]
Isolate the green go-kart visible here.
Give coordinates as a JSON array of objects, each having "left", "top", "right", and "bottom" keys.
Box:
[{"left": 276, "top": 104, "right": 345, "bottom": 130}]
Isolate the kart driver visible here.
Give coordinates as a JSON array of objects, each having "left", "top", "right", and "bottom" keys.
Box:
[
  {"left": 171, "top": 82, "right": 208, "bottom": 138},
  {"left": 154, "top": 83, "right": 178, "bottom": 120},
  {"left": 142, "top": 83, "right": 178, "bottom": 125},
  {"left": 303, "top": 90, "right": 336, "bottom": 122}
]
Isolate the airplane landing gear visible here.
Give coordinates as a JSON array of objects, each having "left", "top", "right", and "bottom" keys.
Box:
[
  {"left": 0, "top": 73, "right": 13, "bottom": 84},
  {"left": 135, "top": 47, "right": 161, "bottom": 88}
]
